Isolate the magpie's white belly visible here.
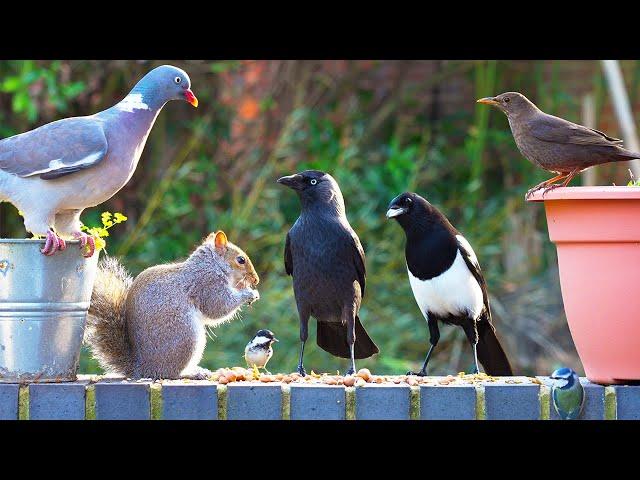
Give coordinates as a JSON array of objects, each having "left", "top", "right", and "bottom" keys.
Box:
[{"left": 408, "top": 250, "right": 483, "bottom": 321}]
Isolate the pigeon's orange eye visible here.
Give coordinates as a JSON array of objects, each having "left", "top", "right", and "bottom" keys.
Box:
[{"left": 174, "top": 77, "right": 182, "bottom": 84}]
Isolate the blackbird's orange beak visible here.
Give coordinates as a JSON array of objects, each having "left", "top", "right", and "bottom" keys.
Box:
[
  {"left": 184, "top": 89, "right": 198, "bottom": 107},
  {"left": 477, "top": 97, "right": 499, "bottom": 106}
]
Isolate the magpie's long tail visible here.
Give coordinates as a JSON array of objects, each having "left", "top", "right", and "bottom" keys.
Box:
[
  {"left": 476, "top": 322, "right": 513, "bottom": 376},
  {"left": 317, "top": 315, "right": 379, "bottom": 359}
]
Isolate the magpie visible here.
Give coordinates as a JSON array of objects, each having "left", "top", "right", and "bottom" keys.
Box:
[
  {"left": 278, "top": 170, "right": 379, "bottom": 376},
  {"left": 244, "top": 329, "right": 279, "bottom": 372},
  {"left": 386, "top": 192, "right": 513, "bottom": 376},
  {"left": 550, "top": 367, "right": 584, "bottom": 420}
]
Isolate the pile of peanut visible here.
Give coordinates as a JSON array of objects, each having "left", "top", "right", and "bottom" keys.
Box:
[{"left": 207, "top": 367, "right": 542, "bottom": 387}]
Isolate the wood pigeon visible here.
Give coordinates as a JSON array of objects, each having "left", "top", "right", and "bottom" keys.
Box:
[{"left": 0, "top": 65, "right": 198, "bottom": 257}]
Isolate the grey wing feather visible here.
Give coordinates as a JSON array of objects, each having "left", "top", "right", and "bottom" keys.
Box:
[
  {"left": 530, "top": 115, "right": 624, "bottom": 147},
  {"left": 284, "top": 232, "right": 293, "bottom": 276},
  {"left": 0, "top": 117, "right": 108, "bottom": 180}
]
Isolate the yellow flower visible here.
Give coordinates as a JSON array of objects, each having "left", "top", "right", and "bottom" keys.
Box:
[
  {"left": 94, "top": 237, "right": 106, "bottom": 252},
  {"left": 79, "top": 210, "right": 128, "bottom": 252}
]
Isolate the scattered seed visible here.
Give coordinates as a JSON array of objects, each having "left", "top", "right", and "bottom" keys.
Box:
[{"left": 343, "top": 376, "right": 356, "bottom": 387}]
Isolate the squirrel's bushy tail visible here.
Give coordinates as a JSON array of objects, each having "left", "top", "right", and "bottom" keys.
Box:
[{"left": 85, "top": 256, "right": 134, "bottom": 376}]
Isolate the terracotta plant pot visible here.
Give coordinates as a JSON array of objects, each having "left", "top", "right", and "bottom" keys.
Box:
[{"left": 528, "top": 186, "right": 640, "bottom": 385}]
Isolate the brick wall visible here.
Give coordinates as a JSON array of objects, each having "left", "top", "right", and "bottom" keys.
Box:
[{"left": 1, "top": 376, "right": 638, "bottom": 420}]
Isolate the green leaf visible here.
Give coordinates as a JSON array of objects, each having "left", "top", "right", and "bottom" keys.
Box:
[{"left": 0, "top": 77, "right": 22, "bottom": 92}]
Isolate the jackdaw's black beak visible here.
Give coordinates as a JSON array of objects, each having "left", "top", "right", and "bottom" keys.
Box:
[
  {"left": 386, "top": 205, "right": 407, "bottom": 218},
  {"left": 277, "top": 174, "right": 304, "bottom": 190},
  {"left": 477, "top": 96, "right": 499, "bottom": 106}
]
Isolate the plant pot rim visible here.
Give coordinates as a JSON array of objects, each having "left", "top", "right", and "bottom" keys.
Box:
[{"left": 526, "top": 186, "right": 640, "bottom": 202}]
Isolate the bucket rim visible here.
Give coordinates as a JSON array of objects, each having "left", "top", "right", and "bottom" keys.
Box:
[{"left": 0, "top": 238, "right": 81, "bottom": 245}]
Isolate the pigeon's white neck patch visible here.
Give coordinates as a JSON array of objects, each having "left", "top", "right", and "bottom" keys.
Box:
[{"left": 116, "top": 93, "right": 150, "bottom": 113}]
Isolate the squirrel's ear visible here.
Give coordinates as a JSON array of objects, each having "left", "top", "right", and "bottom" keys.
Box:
[{"left": 210, "top": 231, "right": 228, "bottom": 250}]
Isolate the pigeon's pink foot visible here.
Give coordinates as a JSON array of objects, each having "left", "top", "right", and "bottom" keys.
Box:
[
  {"left": 72, "top": 232, "right": 96, "bottom": 258},
  {"left": 40, "top": 230, "right": 64, "bottom": 256}
]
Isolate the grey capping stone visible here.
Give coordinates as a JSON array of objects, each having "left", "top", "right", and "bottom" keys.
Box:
[
  {"left": 420, "top": 384, "right": 476, "bottom": 420},
  {"left": 95, "top": 381, "right": 151, "bottom": 420},
  {"left": 614, "top": 385, "right": 640, "bottom": 420},
  {"left": 0, "top": 384, "right": 19, "bottom": 420},
  {"left": 485, "top": 380, "right": 540, "bottom": 420},
  {"left": 226, "top": 383, "right": 282, "bottom": 420},
  {"left": 290, "top": 384, "right": 345, "bottom": 420},
  {"left": 162, "top": 382, "right": 218, "bottom": 420},
  {"left": 538, "top": 377, "right": 605, "bottom": 420},
  {"left": 356, "top": 384, "right": 411, "bottom": 420},
  {"left": 29, "top": 382, "right": 87, "bottom": 420}
]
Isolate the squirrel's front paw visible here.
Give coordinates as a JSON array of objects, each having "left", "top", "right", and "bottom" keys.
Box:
[{"left": 243, "top": 288, "right": 260, "bottom": 305}]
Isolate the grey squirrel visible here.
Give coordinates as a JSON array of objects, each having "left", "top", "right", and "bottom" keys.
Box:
[{"left": 85, "top": 230, "right": 260, "bottom": 380}]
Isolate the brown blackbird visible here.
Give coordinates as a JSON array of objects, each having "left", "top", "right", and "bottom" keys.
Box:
[{"left": 477, "top": 92, "right": 640, "bottom": 197}]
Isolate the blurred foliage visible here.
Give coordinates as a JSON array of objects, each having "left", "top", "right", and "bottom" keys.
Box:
[{"left": 2, "top": 60, "right": 638, "bottom": 376}]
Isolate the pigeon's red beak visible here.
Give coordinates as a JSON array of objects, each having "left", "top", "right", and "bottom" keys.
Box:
[{"left": 184, "top": 89, "right": 198, "bottom": 108}]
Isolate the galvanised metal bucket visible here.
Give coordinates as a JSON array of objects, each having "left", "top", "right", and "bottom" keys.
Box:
[{"left": 0, "top": 239, "right": 98, "bottom": 383}]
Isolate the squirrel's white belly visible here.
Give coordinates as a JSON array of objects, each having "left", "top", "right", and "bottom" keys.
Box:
[{"left": 182, "top": 307, "right": 208, "bottom": 375}]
